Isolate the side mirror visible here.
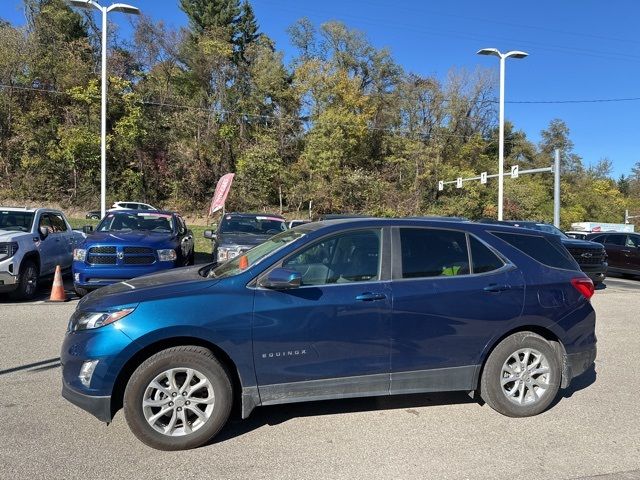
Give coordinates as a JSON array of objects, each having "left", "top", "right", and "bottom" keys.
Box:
[
  {"left": 259, "top": 268, "right": 302, "bottom": 290},
  {"left": 39, "top": 226, "right": 49, "bottom": 239},
  {"left": 83, "top": 225, "right": 94, "bottom": 234},
  {"left": 204, "top": 230, "right": 217, "bottom": 240}
]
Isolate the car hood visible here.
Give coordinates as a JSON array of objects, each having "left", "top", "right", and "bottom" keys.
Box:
[
  {"left": 78, "top": 265, "right": 217, "bottom": 310},
  {"left": 217, "top": 232, "right": 273, "bottom": 247},
  {"left": 83, "top": 231, "right": 175, "bottom": 247},
  {"left": 0, "top": 230, "right": 30, "bottom": 241},
  {"left": 561, "top": 237, "right": 604, "bottom": 249}
]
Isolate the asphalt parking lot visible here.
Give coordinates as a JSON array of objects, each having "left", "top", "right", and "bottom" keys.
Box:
[{"left": 1, "top": 276, "right": 639, "bottom": 480}]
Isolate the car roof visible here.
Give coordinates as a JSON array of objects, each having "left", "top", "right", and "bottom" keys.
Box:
[
  {"left": 106, "top": 209, "right": 176, "bottom": 216},
  {"left": 0, "top": 207, "right": 62, "bottom": 214},
  {"left": 222, "top": 213, "right": 285, "bottom": 219}
]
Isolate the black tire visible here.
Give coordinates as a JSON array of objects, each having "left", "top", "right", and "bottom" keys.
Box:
[
  {"left": 11, "top": 259, "right": 39, "bottom": 300},
  {"left": 480, "top": 332, "right": 561, "bottom": 417},
  {"left": 123, "top": 346, "right": 232, "bottom": 451},
  {"left": 74, "top": 286, "right": 89, "bottom": 297}
]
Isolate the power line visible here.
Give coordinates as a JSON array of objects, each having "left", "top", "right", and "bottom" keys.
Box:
[{"left": 3, "top": 82, "right": 640, "bottom": 106}]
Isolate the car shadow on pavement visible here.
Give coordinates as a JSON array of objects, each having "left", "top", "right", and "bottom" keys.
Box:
[
  {"left": 211, "top": 391, "right": 476, "bottom": 445},
  {"left": 554, "top": 365, "right": 597, "bottom": 404}
]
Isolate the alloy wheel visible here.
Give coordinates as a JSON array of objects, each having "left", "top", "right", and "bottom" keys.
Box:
[
  {"left": 142, "top": 368, "right": 215, "bottom": 436},
  {"left": 500, "top": 348, "right": 551, "bottom": 406}
]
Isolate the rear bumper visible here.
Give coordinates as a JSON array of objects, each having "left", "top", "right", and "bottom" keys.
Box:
[
  {"left": 562, "top": 344, "right": 597, "bottom": 387},
  {"left": 62, "top": 381, "right": 112, "bottom": 423}
]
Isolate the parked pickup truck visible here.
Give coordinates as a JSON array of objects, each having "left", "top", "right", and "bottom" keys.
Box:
[
  {"left": 72, "top": 210, "right": 195, "bottom": 297},
  {"left": 0, "top": 207, "right": 84, "bottom": 299}
]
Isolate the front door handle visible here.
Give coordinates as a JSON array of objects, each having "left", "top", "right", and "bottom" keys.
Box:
[
  {"left": 356, "top": 292, "right": 387, "bottom": 302},
  {"left": 483, "top": 284, "right": 511, "bottom": 293}
]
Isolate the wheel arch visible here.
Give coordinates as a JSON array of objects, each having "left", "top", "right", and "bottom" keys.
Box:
[
  {"left": 110, "top": 336, "right": 245, "bottom": 420},
  {"left": 21, "top": 251, "right": 41, "bottom": 273},
  {"left": 474, "top": 324, "right": 568, "bottom": 390}
]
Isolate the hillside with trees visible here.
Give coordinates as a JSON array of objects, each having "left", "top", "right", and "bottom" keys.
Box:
[{"left": 0, "top": 0, "right": 638, "bottom": 227}]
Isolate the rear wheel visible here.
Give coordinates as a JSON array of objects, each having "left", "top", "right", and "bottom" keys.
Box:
[
  {"left": 480, "top": 332, "right": 561, "bottom": 417},
  {"left": 11, "top": 260, "right": 39, "bottom": 300},
  {"left": 123, "top": 346, "right": 232, "bottom": 450}
]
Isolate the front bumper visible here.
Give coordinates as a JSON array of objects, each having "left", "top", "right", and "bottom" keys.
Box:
[
  {"left": 579, "top": 262, "right": 608, "bottom": 283},
  {"left": 62, "top": 381, "right": 112, "bottom": 422},
  {"left": 73, "top": 261, "right": 175, "bottom": 288},
  {"left": 0, "top": 257, "right": 19, "bottom": 292},
  {"left": 562, "top": 344, "right": 597, "bottom": 387}
]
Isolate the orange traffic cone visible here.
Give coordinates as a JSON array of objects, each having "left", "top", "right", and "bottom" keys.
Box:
[{"left": 47, "top": 265, "right": 68, "bottom": 302}]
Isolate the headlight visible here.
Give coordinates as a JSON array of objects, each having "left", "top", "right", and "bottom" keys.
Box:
[
  {"left": 73, "top": 248, "right": 87, "bottom": 261},
  {"left": 0, "top": 242, "right": 19, "bottom": 261},
  {"left": 218, "top": 246, "right": 244, "bottom": 262},
  {"left": 157, "top": 249, "right": 177, "bottom": 261},
  {"left": 69, "top": 307, "right": 135, "bottom": 331},
  {"left": 217, "top": 248, "right": 229, "bottom": 262}
]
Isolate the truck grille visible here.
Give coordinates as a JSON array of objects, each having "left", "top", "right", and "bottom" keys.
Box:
[
  {"left": 123, "top": 246, "right": 153, "bottom": 254},
  {"left": 566, "top": 247, "right": 605, "bottom": 265},
  {"left": 89, "top": 246, "right": 116, "bottom": 254},
  {"left": 86, "top": 246, "right": 156, "bottom": 266},
  {"left": 88, "top": 255, "right": 117, "bottom": 265},
  {"left": 124, "top": 255, "right": 155, "bottom": 265}
]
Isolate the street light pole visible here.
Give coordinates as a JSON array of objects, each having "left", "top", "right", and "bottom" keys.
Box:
[
  {"left": 477, "top": 48, "right": 528, "bottom": 221},
  {"left": 68, "top": 1, "right": 140, "bottom": 219}
]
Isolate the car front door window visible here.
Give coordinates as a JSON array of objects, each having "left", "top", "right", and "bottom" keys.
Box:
[{"left": 283, "top": 229, "right": 381, "bottom": 285}]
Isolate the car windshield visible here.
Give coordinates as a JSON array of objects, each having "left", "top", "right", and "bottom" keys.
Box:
[
  {"left": 207, "top": 230, "right": 305, "bottom": 278},
  {"left": 517, "top": 223, "right": 568, "bottom": 238},
  {"left": 97, "top": 212, "right": 175, "bottom": 233},
  {"left": 219, "top": 215, "right": 286, "bottom": 235},
  {"left": 0, "top": 211, "right": 35, "bottom": 232}
]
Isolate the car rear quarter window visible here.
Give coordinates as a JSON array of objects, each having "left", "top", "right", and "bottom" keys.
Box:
[
  {"left": 400, "top": 228, "right": 470, "bottom": 278},
  {"left": 469, "top": 236, "right": 504, "bottom": 273},
  {"left": 492, "top": 232, "right": 577, "bottom": 270}
]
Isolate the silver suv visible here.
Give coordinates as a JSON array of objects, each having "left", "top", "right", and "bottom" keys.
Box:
[{"left": 0, "top": 207, "right": 84, "bottom": 299}]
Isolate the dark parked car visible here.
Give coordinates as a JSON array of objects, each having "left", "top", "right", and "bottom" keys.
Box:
[
  {"left": 61, "top": 217, "right": 596, "bottom": 450},
  {"left": 204, "top": 213, "right": 286, "bottom": 263},
  {"left": 484, "top": 221, "right": 608, "bottom": 285},
  {"left": 586, "top": 232, "right": 640, "bottom": 278},
  {"left": 72, "top": 210, "right": 195, "bottom": 296},
  {"left": 86, "top": 210, "right": 101, "bottom": 220}
]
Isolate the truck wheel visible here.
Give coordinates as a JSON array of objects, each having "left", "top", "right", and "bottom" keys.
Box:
[
  {"left": 480, "top": 331, "right": 561, "bottom": 417},
  {"left": 74, "top": 286, "right": 89, "bottom": 297},
  {"left": 123, "top": 346, "right": 232, "bottom": 451},
  {"left": 11, "top": 260, "right": 39, "bottom": 300}
]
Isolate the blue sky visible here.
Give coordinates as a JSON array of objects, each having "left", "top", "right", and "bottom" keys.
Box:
[{"left": 2, "top": 0, "right": 639, "bottom": 178}]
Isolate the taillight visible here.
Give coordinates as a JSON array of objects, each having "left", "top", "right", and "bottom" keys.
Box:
[{"left": 571, "top": 277, "right": 594, "bottom": 300}]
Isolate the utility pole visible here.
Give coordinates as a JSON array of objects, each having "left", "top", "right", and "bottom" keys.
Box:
[
  {"left": 477, "top": 48, "right": 528, "bottom": 220},
  {"left": 553, "top": 149, "right": 561, "bottom": 228},
  {"left": 68, "top": 1, "right": 140, "bottom": 219}
]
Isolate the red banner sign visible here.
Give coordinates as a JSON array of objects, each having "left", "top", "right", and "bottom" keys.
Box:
[{"left": 208, "top": 173, "right": 235, "bottom": 216}]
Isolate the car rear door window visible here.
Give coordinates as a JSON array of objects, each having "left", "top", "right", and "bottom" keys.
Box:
[
  {"left": 469, "top": 236, "right": 504, "bottom": 273},
  {"left": 493, "top": 232, "right": 577, "bottom": 270},
  {"left": 625, "top": 235, "right": 638, "bottom": 248},
  {"left": 283, "top": 229, "right": 381, "bottom": 285},
  {"left": 399, "top": 228, "right": 470, "bottom": 278},
  {"left": 604, "top": 234, "right": 625, "bottom": 246}
]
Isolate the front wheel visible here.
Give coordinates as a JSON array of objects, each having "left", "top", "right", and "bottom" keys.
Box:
[
  {"left": 74, "top": 286, "right": 89, "bottom": 297},
  {"left": 11, "top": 260, "right": 39, "bottom": 300},
  {"left": 480, "top": 332, "right": 561, "bottom": 417},
  {"left": 123, "top": 346, "right": 232, "bottom": 450}
]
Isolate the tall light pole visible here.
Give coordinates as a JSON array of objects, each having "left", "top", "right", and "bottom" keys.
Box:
[
  {"left": 68, "top": 1, "right": 140, "bottom": 219},
  {"left": 477, "top": 48, "right": 528, "bottom": 221}
]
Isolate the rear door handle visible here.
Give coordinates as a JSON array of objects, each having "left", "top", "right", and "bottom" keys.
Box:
[
  {"left": 356, "top": 292, "right": 387, "bottom": 302},
  {"left": 483, "top": 284, "right": 511, "bottom": 293}
]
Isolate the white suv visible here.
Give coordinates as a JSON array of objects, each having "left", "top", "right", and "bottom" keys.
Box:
[{"left": 110, "top": 201, "right": 157, "bottom": 211}]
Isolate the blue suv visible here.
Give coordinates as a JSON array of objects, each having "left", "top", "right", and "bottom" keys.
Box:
[
  {"left": 61, "top": 218, "right": 596, "bottom": 450},
  {"left": 72, "top": 210, "right": 194, "bottom": 296}
]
